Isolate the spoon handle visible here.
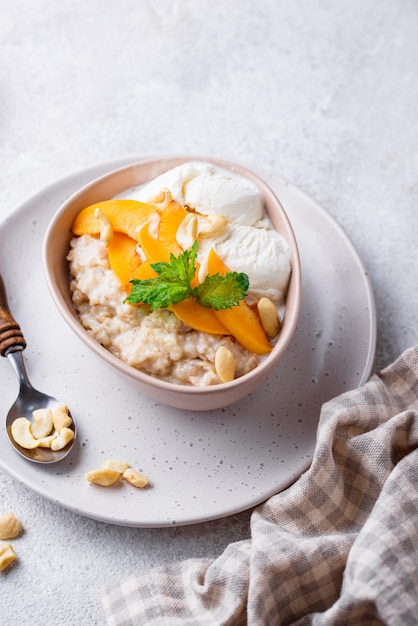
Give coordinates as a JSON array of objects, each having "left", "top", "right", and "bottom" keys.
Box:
[{"left": 0, "top": 273, "right": 27, "bottom": 357}]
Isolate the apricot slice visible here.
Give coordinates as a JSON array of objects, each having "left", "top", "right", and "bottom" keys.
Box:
[
  {"left": 107, "top": 232, "right": 142, "bottom": 288},
  {"left": 131, "top": 261, "right": 158, "bottom": 281},
  {"left": 158, "top": 201, "right": 188, "bottom": 247},
  {"left": 139, "top": 223, "right": 183, "bottom": 263},
  {"left": 170, "top": 298, "right": 230, "bottom": 335},
  {"left": 72, "top": 200, "right": 158, "bottom": 243},
  {"left": 137, "top": 202, "right": 190, "bottom": 264},
  {"left": 206, "top": 249, "right": 272, "bottom": 355},
  {"left": 122, "top": 261, "right": 158, "bottom": 299}
]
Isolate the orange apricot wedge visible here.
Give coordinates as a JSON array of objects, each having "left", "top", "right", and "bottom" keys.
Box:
[
  {"left": 137, "top": 203, "right": 191, "bottom": 264},
  {"left": 170, "top": 298, "right": 230, "bottom": 335},
  {"left": 123, "top": 261, "right": 158, "bottom": 298},
  {"left": 139, "top": 223, "right": 183, "bottom": 263},
  {"left": 72, "top": 199, "right": 159, "bottom": 243},
  {"left": 206, "top": 249, "right": 272, "bottom": 355},
  {"left": 131, "top": 261, "right": 158, "bottom": 281},
  {"left": 158, "top": 201, "right": 188, "bottom": 247},
  {"left": 107, "top": 232, "right": 142, "bottom": 288}
]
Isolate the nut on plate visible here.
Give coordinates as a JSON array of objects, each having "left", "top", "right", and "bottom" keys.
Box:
[
  {"left": 85, "top": 459, "right": 150, "bottom": 489},
  {"left": 102, "top": 459, "right": 130, "bottom": 474},
  {"left": 85, "top": 468, "right": 121, "bottom": 487},
  {"left": 123, "top": 468, "right": 149, "bottom": 488}
]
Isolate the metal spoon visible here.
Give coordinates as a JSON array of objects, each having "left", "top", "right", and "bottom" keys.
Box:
[{"left": 0, "top": 273, "right": 76, "bottom": 463}]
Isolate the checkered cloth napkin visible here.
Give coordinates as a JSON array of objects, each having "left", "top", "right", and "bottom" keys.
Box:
[{"left": 102, "top": 345, "right": 418, "bottom": 625}]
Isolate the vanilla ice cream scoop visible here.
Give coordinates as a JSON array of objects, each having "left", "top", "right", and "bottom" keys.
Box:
[
  {"left": 116, "top": 161, "right": 292, "bottom": 306},
  {"left": 197, "top": 221, "right": 292, "bottom": 304},
  {"left": 117, "top": 161, "right": 265, "bottom": 226}
]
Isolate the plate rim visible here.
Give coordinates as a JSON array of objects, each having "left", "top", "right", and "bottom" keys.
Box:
[{"left": 0, "top": 156, "right": 377, "bottom": 527}]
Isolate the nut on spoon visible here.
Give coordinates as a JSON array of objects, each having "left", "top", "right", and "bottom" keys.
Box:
[{"left": 0, "top": 274, "right": 76, "bottom": 463}]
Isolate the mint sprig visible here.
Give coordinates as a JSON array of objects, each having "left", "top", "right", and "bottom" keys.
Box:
[{"left": 125, "top": 241, "right": 248, "bottom": 310}]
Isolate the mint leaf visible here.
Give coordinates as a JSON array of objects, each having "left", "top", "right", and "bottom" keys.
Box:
[
  {"left": 126, "top": 276, "right": 192, "bottom": 309},
  {"left": 194, "top": 272, "right": 249, "bottom": 310},
  {"left": 159, "top": 241, "right": 198, "bottom": 284}
]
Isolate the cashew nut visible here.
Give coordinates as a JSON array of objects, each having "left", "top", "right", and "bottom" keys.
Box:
[
  {"left": 123, "top": 468, "right": 149, "bottom": 488},
  {"left": 0, "top": 513, "right": 23, "bottom": 540},
  {"left": 11, "top": 417, "right": 55, "bottom": 449},
  {"left": 31, "top": 408, "right": 53, "bottom": 439},
  {"left": 85, "top": 468, "right": 121, "bottom": 487},
  {"left": 102, "top": 459, "right": 130, "bottom": 475},
  {"left": 215, "top": 345, "right": 236, "bottom": 383},
  {"left": 176, "top": 213, "right": 198, "bottom": 250},
  {"left": 11, "top": 418, "right": 41, "bottom": 449},
  {"left": 198, "top": 214, "right": 228, "bottom": 239},
  {"left": 85, "top": 460, "right": 150, "bottom": 489},
  {"left": 257, "top": 297, "right": 280, "bottom": 338},
  {"left": 94, "top": 208, "right": 113, "bottom": 244},
  {"left": 149, "top": 188, "right": 173, "bottom": 210},
  {"left": 50, "top": 427, "right": 74, "bottom": 451},
  {"left": 36, "top": 434, "right": 59, "bottom": 448},
  {"left": 11, "top": 406, "right": 74, "bottom": 451},
  {"left": 52, "top": 405, "right": 72, "bottom": 431},
  {"left": 0, "top": 543, "right": 16, "bottom": 572}
]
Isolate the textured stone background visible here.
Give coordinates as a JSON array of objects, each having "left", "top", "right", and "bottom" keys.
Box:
[{"left": 1, "top": 1, "right": 417, "bottom": 624}]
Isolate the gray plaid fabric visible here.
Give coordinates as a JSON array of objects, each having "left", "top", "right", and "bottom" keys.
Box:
[{"left": 102, "top": 345, "right": 418, "bottom": 625}]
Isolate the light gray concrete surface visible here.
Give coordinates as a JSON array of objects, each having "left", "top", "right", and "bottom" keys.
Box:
[{"left": 1, "top": 1, "right": 417, "bottom": 624}]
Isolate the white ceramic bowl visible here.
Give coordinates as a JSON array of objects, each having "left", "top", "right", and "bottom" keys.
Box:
[{"left": 43, "top": 156, "right": 301, "bottom": 410}]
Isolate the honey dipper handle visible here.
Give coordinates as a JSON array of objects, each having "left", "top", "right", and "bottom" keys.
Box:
[{"left": 0, "top": 273, "right": 26, "bottom": 356}]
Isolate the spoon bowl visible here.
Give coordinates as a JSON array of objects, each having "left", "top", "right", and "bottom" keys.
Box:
[{"left": 0, "top": 274, "right": 76, "bottom": 463}]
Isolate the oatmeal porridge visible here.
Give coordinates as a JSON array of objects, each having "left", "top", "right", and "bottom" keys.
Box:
[{"left": 67, "top": 162, "right": 292, "bottom": 386}]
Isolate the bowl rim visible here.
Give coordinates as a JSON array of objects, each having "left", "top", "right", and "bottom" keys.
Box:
[{"left": 42, "top": 155, "right": 302, "bottom": 397}]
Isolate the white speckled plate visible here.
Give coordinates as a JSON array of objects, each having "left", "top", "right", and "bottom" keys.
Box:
[{"left": 0, "top": 158, "right": 376, "bottom": 527}]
